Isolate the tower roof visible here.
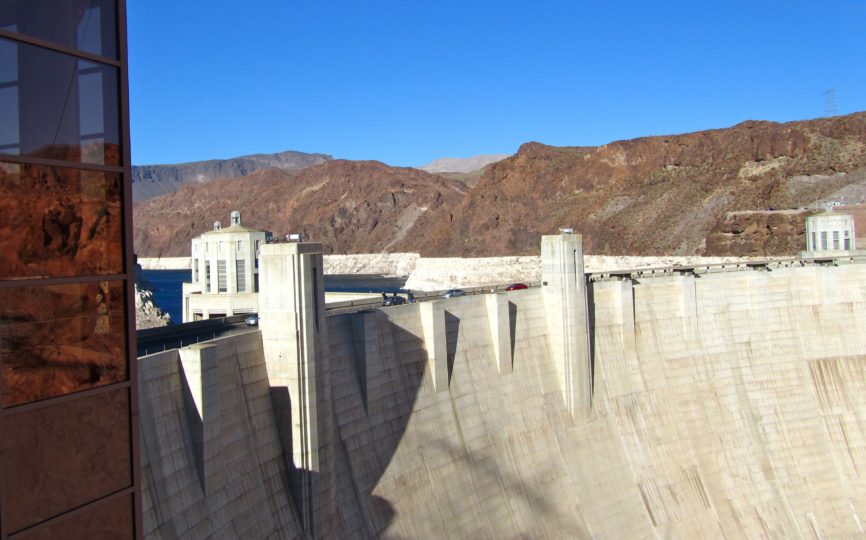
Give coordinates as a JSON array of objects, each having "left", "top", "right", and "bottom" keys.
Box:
[{"left": 198, "top": 210, "right": 271, "bottom": 237}]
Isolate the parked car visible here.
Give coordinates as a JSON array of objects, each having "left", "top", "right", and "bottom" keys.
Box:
[
  {"left": 245, "top": 314, "right": 259, "bottom": 326},
  {"left": 506, "top": 283, "right": 528, "bottom": 291},
  {"left": 442, "top": 289, "right": 465, "bottom": 299},
  {"left": 382, "top": 293, "right": 406, "bottom": 307}
]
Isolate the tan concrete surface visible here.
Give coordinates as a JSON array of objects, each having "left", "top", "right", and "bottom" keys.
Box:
[
  {"left": 259, "top": 242, "right": 335, "bottom": 538},
  {"left": 139, "top": 246, "right": 866, "bottom": 538},
  {"left": 138, "top": 332, "right": 303, "bottom": 539}
]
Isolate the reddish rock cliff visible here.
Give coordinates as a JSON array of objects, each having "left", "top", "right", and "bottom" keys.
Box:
[
  {"left": 420, "top": 113, "right": 866, "bottom": 256},
  {"left": 704, "top": 210, "right": 811, "bottom": 257},
  {"left": 134, "top": 113, "right": 866, "bottom": 257},
  {"left": 133, "top": 160, "right": 468, "bottom": 256}
]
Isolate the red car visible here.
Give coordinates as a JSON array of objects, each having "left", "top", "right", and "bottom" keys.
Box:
[{"left": 505, "top": 283, "right": 528, "bottom": 291}]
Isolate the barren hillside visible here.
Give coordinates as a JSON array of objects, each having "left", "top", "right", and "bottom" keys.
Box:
[
  {"left": 132, "top": 149, "right": 331, "bottom": 202},
  {"left": 420, "top": 112, "right": 866, "bottom": 256},
  {"left": 134, "top": 113, "right": 866, "bottom": 258},
  {"left": 133, "top": 160, "right": 468, "bottom": 256}
]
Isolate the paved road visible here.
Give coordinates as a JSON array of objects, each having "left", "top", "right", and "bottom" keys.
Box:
[
  {"left": 137, "top": 321, "right": 258, "bottom": 357},
  {"left": 138, "top": 283, "right": 537, "bottom": 356}
]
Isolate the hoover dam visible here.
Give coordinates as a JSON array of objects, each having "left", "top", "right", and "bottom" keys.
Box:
[{"left": 138, "top": 234, "right": 866, "bottom": 538}]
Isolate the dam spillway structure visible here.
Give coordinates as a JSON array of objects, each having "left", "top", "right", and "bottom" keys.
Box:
[{"left": 138, "top": 233, "right": 866, "bottom": 538}]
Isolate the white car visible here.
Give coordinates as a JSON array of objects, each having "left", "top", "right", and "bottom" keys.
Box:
[{"left": 442, "top": 289, "right": 465, "bottom": 299}]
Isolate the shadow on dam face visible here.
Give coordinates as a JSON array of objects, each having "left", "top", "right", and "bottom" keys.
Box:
[
  {"left": 586, "top": 285, "right": 596, "bottom": 395},
  {"left": 269, "top": 386, "right": 300, "bottom": 510},
  {"left": 327, "top": 311, "right": 427, "bottom": 534},
  {"left": 509, "top": 300, "right": 517, "bottom": 369},
  {"left": 328, "top": 303, "right": 588, "bottom": 536},
  {"left": 445, "top": 310, "right": 460, "bottom": 385},
  {"left": 141, "top": 261, "right": 866, "bottom": 537},
  {"left": 426, "top": 436, "right": 591, "bottom": 537}
]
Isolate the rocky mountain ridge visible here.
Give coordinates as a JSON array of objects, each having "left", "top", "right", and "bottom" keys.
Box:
[
  {"left": 420, "top": 154, "right": 509, "bottom": 173},
  {"left": 134, "top": 112, "right": 866, "bottom": 258},
  {"left": 132, "top": 149, "right": 332, "bottom": 202},
  {"left": 419, "top": 113, "right": 866, "bottom": 256},
  {"left": 133, "top": 159, "right": 468, "bottom": 256}
]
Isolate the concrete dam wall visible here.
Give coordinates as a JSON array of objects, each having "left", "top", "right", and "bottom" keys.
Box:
[{"left": 138, "top": 237, "right": 866, "bottom": 538}]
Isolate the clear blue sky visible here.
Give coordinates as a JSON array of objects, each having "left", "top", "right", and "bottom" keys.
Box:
[{"left": 128, "top": 1, "right": 866, "bottom": 167}]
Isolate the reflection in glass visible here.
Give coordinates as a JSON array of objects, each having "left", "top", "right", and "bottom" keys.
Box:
[
  {"left": 0, "top": 0, "right": 117, "bottom": 59},
  {"left": 0, "top": 35, "right": 19, "bottom": 154},
  {"left": 0, "top": 162, "right": 123, "bottom": 279},
  {"left": 2, "top": 388, "right": 132, "bottom": 532},
  {"left": 0, "top": 281, "right": 127, "bottom": 407},
  {"left": 0, "top": 37, "right": 120, "bottom": 165}
]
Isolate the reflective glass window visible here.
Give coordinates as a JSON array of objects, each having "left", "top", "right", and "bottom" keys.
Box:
[
  {"left": 0, "top": 162, "right": 123, "bottom": 279},
  {"left": 3, "top": 388, "right": 131, "bottom": 531},
  {"left": 11, "top": 493, "right": 134, "bottom": 540},
  {"left": 0, "top": 37, "right": 120, "bottom": 165},
  {"left": 0, "top": 280, "right": 127, "bottom": 407},
  {"left": 0, "top": 0, "right": 117, "bottom": 59}
]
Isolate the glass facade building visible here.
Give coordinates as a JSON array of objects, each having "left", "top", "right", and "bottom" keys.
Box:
[{"left": 0, "top": 1, "right": 140, "bottom": 537}]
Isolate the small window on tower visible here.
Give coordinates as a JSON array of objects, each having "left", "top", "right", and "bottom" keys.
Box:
[
  {"left": 236, "top": 260, "right": 246, "bottom": 292},
  {"left": 217, "top": 260, "right": 227, "bottom": 293}
]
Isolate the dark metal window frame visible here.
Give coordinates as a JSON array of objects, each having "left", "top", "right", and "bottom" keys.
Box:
[
  {"left": 0, "top": 28, "right": 121, "bottom": 68},
  {"left": 0, "top": 1, "right": 142, "bottom": 537},
  {"left": 0, "top": 31, "right": 124, "bottom": 172}
]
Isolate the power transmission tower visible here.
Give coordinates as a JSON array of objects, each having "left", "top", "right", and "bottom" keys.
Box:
[{"left": 823, "top": 89, "right": 837, "bottom": 117}]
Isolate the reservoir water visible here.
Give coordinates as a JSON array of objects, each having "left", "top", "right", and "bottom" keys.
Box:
[
  {"left": 141, "top": 269, "right": 190, "bottom": 324},
  {"left": 141, "top": 270, "right": 408, "bottom": 324}
]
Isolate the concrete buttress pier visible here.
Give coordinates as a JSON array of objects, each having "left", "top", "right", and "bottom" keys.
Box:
[
  {"left": 420, "top": 300, "right": 448, "bottom": 391},
  {"left": 541, "top": 233, "right": 592, "bottom": 417},
  {"left": 485, "top": 293, "right": 513, "bottom": 374},
  {"left": 259, "top": 241, "right": 335, "bottom": 537},
  {"left": 178, "top": 343, "right": 221, "bottom": 495}
]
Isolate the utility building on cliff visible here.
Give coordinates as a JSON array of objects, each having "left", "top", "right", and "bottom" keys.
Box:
[
  {"left": 182, "top": 211, "right": 272, "bottom": 321},
  {"left": 804, "top": 211, "right": 856, "bottom": 255}
]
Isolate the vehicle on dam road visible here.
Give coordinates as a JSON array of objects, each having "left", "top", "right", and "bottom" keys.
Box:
[
  {"left": 442, "top": 289, "right": 465, "bottom": 299},
  {"left": 245, "top": 314, "right": 259, "bottom": 326},
  {"left": 506, "top": 283, "right": 528, "bottom": 291},
  {"left": 382, "top": 293, "right": 406, "bottom": 307}
]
